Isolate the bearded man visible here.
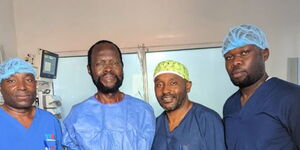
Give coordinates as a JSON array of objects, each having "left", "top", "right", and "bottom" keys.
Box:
[{"left": 62, "top": 40, "right": 155, "bottom": 150}]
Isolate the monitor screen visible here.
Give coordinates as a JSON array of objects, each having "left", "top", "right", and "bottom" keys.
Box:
[{"left": 40, "top": 50, "right": 59, "bottom": 79}]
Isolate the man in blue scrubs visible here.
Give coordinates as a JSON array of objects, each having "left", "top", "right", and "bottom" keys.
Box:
[
  {"left": 0, "top": 58, "right": 63, "bottom": 150},
  {"left": 151, "top": 60, "right": 226, "bottom": 150},
  {"left": 222, "top": 24, "right": 300, "bottom": 150},
  {"left": 62, "top": 40, "right": 156, "bottom": 150}
]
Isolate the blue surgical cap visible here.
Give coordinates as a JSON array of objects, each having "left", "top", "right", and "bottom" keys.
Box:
[
  {"left": 0, "top": 58, "right": 36, "bottom": 83},
  {"left": 222, "top": 24, "right": 268, "bottom": 55}
]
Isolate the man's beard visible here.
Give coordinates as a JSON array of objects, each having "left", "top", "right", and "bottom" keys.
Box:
[
  {"left": 230, "top": 65, "right": 265, "bottom": 88},
  {"left": 231, "top": 72, "right": 262, "bottom": 88},
  {"left": 159, "top": 93, "right": 186, "bottom": 112},
  {"left": 92, "top": 73, "right": 123, "bottom": 94}
]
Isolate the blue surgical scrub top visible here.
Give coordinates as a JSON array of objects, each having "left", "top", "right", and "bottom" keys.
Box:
[
  {"left": 62, "top": 94, "right": 156, "bottom": 150},
  {"left": 0, "top": 107, "right": 63, "bottom": 150},
  {"left": 223, "top": 77, "right": 300, "bottom": 150},
  {"left": 152, "top": 103, "right": 226, "bottom": 150}
]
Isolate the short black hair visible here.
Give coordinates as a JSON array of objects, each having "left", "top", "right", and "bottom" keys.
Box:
[{"left": 87, "top": 40, "right": 123, "bottom": 68}]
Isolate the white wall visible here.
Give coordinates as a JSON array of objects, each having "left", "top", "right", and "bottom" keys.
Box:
[
  {"left": 0, "top": 0, "right": 17, "bottom": 59},
  {"left": 11, "top": 0, "right": 300, "bottom": 79}
]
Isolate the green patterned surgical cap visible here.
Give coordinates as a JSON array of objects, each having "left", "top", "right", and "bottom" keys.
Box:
[{"left": 153, "top": 60, "right": 189, "bottom": 81}]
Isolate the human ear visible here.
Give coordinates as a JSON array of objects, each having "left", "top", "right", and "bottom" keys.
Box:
[
  {"left": 87, "top": 65, "right": 91, "bottom": 75},
  {"left": 186, "top": 81, "right": 192, "bottom": 93},
  {"left": 262, "top": 48, "right": 269, "bottom": 61}
]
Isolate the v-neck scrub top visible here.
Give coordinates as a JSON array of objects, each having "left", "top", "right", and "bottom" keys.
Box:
[
  {"left": 0, "top": 107, "right": 63, "bottom": 150},
  {"left": 223, "top": 77, "right": 300, "bottom": 150},
  {"left": 62, "top": 94, "right": 156, "bottom": 150},
  {"left": 151, "top": 103, "right": 226, "bottom": 150}
]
